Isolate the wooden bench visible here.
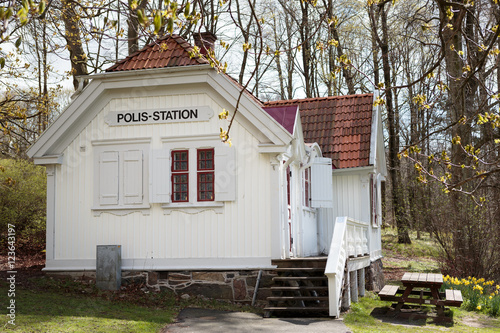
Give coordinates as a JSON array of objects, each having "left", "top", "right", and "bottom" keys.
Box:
[
  {"left": 437, "top": 289, "right": 463, "bottom": 307},
  {"left": 378, "top": 285, "right": 399, "bottom": 301}
]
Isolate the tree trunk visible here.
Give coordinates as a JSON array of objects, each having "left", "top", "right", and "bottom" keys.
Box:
[
  {"left": 61, "top": 0, "right": 89, "bottom": 90},
  {"left": 330, "top": 25, "right": 355, "bottom": 95},
  {"left": 372, "top": 1, "right": 411, "bottom": 244},
  {"left": 299, "top": 0, "right": 312, "bottom": 97},
  {"left": 127, "top": 0, "right": 148, "bottom": 55}
]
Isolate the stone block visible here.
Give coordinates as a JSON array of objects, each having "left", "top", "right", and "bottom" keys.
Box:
[
  {"left": 192, "top": 272, "right": 225, "bottom": 282},
  {"left": 148, "top": 271, "right": 159, "bottom": 286},
  {"left": 246, "top": 276, "right": 257, "bottom": 287},
  {"left": 233, "top": 278, "right": 247, "bottom": 300},
  {"left": 169, "top": 272, "right": 191, "bottom": 281},
  {"left": 365, "top": 259, "right": 385, "bottom": 292}
]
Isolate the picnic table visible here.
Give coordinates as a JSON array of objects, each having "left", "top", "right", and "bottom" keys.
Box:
[{"left": 378, "top": 272, "right": 463, "bottom": 322}]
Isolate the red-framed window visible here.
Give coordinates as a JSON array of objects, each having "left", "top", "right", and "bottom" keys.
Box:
[
  {"left": 304, "top": 167, "right": 311, "bottom": 207},
  {"left": 197, "top": 148, "right": 214, "bottom": 201},
  {"left": 171, "top": 150, "right": 189, "bottom": 202}
]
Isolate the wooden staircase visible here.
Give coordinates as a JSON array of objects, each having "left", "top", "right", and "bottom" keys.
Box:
[{"left": 264, "top": 257, "right": 329, "bottom": 317}]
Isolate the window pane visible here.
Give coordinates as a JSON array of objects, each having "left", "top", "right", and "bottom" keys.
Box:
[
  {"left": 198, "top": 148, "right": 214, "bottom": 170},
  {"left": 172, "top": 172, "right": 188, "bottom": 202},
  {"left": 197, "top": 171, "right": 214, "bottom": 201},
  {"left": 172, "top": 150, "right": 188, "bottom": 171}
]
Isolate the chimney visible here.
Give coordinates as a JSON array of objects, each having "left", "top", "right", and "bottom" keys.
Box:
[{"left": 193, "top": 32, "right": 217, "bottom": 56}]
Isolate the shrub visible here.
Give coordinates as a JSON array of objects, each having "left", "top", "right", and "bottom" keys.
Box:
[{"left": 0, "top": 158, "right": 46, "bottom": 252}]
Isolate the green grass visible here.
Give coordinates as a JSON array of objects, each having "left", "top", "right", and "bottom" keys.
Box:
[
  {"left": 0, "top": 279, "right": 175, "bottom": 332},
  {"left": 0, "top": 275, "right": 259, "bottom": 332},
  {"left": 382, "top": 228, "right": 441, "bottom": 259},
  {"left": 343, "top": 293, "right": 500, "bottom": 332},
  {"left": 382, "top": 228, "right": 441, "bottom": 275},
  {"left": 342, "top": 228, "right": 500, "bottom": 332}
]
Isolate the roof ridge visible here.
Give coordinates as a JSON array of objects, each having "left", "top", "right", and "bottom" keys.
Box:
[{"left": 263, "top": 93, "right": 373, "bottom": 105}]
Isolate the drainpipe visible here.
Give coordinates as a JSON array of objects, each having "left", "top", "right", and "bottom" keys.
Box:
[{"left": 252, "top": 270, "right": 263, "bottom": 306}]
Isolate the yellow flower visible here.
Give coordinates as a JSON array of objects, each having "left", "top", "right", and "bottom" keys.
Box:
[
  {"left": 477, "top": 305, "right": 482, "bottom": 310},
  {"left": 490, "top": 296, "right": 493, "bottom": 300}
]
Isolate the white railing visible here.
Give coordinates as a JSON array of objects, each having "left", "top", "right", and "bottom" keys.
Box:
[{"left": 325, "top": 217, "right": 369, "bottom": 317}]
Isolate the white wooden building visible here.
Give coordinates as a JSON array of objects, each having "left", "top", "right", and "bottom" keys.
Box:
[{"left": 27, "top": 34, "right": 387, "bottom": 317}]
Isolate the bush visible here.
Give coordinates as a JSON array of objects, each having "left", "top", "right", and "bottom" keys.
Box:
[{"left": 0, "top": 158, "right": 46, "bottom": 252}]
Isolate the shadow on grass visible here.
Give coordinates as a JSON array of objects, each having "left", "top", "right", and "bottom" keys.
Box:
[{"left": 370, "top": 306, "right": 455, "bottom": 328}]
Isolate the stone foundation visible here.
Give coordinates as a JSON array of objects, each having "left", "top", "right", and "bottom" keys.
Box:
[
  {"left": 147, "top": 270, "right": 276, "bottom": 303},
  {"left": 48, "top": 269, "right": 276, "bottom": 304},
  {"left": 365, "top": 258, "right": 385, "bottom": 292}
]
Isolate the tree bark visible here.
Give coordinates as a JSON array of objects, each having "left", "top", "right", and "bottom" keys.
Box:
[
  {"left": 371, "top": 1, "right": 411, "bottom": 244},
  {"left": 61, "top": 0, "right": 89, "bottom": 90},
  {"left": 127, "top": 0, "right": 148, "bottom": 55}
]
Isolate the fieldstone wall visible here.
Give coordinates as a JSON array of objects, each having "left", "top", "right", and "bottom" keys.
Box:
[
  {"left": 122, "top": 270, "right": 276, "bottom": 304},
  {"left": 365, "top": 258, "right": 385, "bottom": 292}
]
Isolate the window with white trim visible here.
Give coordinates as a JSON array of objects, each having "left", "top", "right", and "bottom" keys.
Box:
[
  {"left": 197, "top": 148, "right": 215, "bottom": 201},
  {"left": 171, "top": 150, "right": 189, "bottom": 202},
  {"left": 150, "top": 137, "right": 236, "bottom": 206}
]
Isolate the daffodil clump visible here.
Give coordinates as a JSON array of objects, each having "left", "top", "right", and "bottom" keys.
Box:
[{"left": 443, "top": 275, "right": 500, "bottom": 316}]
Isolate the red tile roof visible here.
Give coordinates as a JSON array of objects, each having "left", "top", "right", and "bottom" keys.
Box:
[
  {"left": 106, "top": 35, "right": 208, "bottom": 72},
  {"left": 264, "top": 94, "right": 374, "bottom": 169}
]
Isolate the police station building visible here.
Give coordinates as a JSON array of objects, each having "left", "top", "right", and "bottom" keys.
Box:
[{"left": 28, "top": 33, "right": 387, "bottom": 316}]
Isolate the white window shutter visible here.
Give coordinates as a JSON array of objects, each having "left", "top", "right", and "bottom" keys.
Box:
[
  {"left": 310, "top": 157, "right": 333, "bottom": 208},
  {"left": 150, "top": 149, "right": 171, "bottom": 203},
  {"left": 214, "top": 145, "right": 236, "bottom": 201},
  {"left": 99, "top": 151, "right": 119, "bottom": 205},
  {"left": 123, "top": 150, "right": 143, "bottom": 205}
]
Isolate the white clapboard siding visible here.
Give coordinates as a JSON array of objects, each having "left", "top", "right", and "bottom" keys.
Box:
[
  {"left": 53, "top": 90, "right": 272, "bottom": 266},
  {"left": 332, "top": 174, "right": 362, "bottom": 221}
]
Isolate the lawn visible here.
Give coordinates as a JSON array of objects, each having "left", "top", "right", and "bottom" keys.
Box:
[
  {"left": 2, "top": 227, "right": 500, "bottom": 332},
  {"left": 0, "top": 279, "right": 175, "bottom": 332},
  {"left": 0, "top": 271, "right": 258, "bottom": 332},
  {"left": 342, "top": 228, "right": 500, "bottom": 332}
]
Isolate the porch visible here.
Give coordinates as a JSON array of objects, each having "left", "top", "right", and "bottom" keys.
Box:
[{"left": 266, "top": 217, "right": 374, "bottom": 317}]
